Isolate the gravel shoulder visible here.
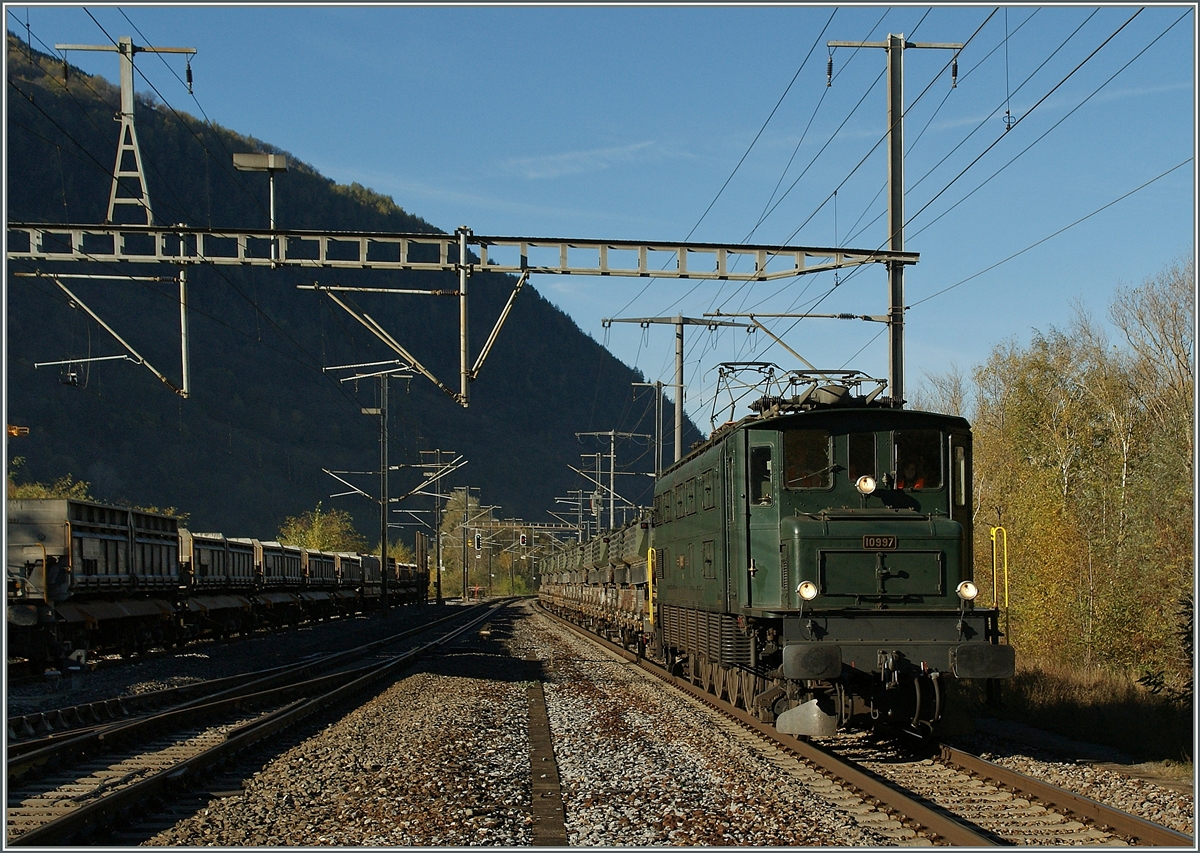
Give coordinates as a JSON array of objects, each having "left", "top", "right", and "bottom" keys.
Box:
[{"left": 946, "top": 721, "right": 1195, "bottom": 837}]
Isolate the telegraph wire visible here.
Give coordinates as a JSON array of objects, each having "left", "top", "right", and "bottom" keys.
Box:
[
  {"left": 6, "top": 79, "right": 116, "bottom": 180},
  {"left": 690, "top": 7, "right": 991, "bottom": 337},
  {"left": 904, "top": 7, "right": 1014, "bottom": 152},
  {"left": 9, "top": 20, "right": 374, "bottom": 415},
  {"left": 685, "top": 4, "right": 894, "bottom": 352},
  {"left": 742, "top": 6, "right": 931, "bottom": 247},
  {"left": 59, "top": 10, "right": 223, "bottom": 228},
  {"left": 1002, "top": 8, "right": 1014, "bottom": 131},
  {"left": 833, "top": 5, "right": 1170, "bottom": 297},
  {"left": 685, "top": 7, "right": 840, "bottom": 243},
  {"left": 845, "top": 6, "right": 1012, "bottom": 244},
  {"left": 856, "top": 7, "right": 1101, "bottom": 244},
  {"left": 7, "top": 14, "right": 137, "bottom": 161},
  {"left": 114, "top": 6, "right": 279, "bottom": 227},
  {"left": 750, "top": 4, "right": 1172, "bottom": 348},
  {"left": 907, "top": 7, "right": 1190, "bottom": 242},
  {"left": 761, "top": 5, "right": 994, "bottom": 255},
  {"left": 5, "top": 12, "right": 134, "bottom": 163},
  {"left": 908, "top": 158, "right": 1193, "bottom": 310},
  {"left": 783, "top": 159, "right": 1192, "bottom": 378},
  {"left": 82, "top": 8, "right": 272, "bottom": 224},
  {"left": 618, "top": 8, "right": 923, "bottom": 398},
  {"left": 651, "top": 60, "right": 888, "bottom": 342},
  {"left": 903, "top": 7, "right": 1146, "bottom": 236},
  {"left": 7, "top": 25, "right": 208, "bottom": 233},
  {"left": 606, "top": 7, "right": 841, "bottom": 324},
  {"left": 750, "top": 6, "right": 889, "bottom": 235}
]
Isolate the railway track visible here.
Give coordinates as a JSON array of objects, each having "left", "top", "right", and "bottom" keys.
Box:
[
  {"left": 8, "top": 605, "right": 478, "bottom": 749},
  {"left": 6, "top": 602, "right": 504, "bottom": 846},
  {"left": 542, "top": 607, "right": 1193, "bottom": 847}
]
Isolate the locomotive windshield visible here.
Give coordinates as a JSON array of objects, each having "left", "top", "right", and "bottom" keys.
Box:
[
  {"left": 895, "top": 430, "right": 943, "bottom": 490},
  {"left": 750, "top": 445, "right": 773, "bottom": 504},
  {"left": 784, "top": 429, "right": 832, "bottom": 489}
]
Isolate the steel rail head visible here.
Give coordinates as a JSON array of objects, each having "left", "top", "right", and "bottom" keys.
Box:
[{"left": 939, "top": 744, "right": 1194, "bottom": 847}]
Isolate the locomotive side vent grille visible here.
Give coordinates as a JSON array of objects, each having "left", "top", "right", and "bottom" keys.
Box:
[{"left": 660, "top": 604, "right": 750, "bottom": 666}]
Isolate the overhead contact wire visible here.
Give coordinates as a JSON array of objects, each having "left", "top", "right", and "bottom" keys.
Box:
[{"left": 608, "top": 9, "right": 839, "bottom": 325}]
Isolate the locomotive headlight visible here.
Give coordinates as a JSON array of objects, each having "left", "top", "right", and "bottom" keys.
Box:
[
  {"left": 855, "top": 475, "right": 877, "bottom": 495},
  {"left": 956, "top": 580, "right": 979, "bottom": 601},
  {"left": 797, "top": 580, "right": 819, "bottom": 601}
]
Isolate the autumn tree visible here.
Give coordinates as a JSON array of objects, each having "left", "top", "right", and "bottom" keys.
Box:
[
  {"left": 911, "top": 363, "right": 970, "bottom": 417},
  {"left": 429, "top": 490, "right": 540, "bottom": 597},
  {"left": 7, "top": 456, "right": 92, "bottom": 500},
  {"left": 383, "top": 538, "right": 415, "bottom": 563},
  {"left": 925, "top": 255, "right": 1194, "bottom": 683},
  {"left": 278, "top": 502, "right": 367, "bottom": 552},
  {"left": 1108, "top": 255, "right": 1194, "bottom": 697}
]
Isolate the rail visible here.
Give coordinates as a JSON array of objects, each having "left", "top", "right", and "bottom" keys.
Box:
[{"left": 7, "top": 602, "right": 505, "bottom": 846}]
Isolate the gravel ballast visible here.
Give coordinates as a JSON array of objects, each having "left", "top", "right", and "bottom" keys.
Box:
[{"left": 8, "top": 601, "right": 1191, "bottom": 845}]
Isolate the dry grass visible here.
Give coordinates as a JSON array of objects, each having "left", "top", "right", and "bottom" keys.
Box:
[{"left": 955, "top": 659, "right": 1194, "bottom": 765}]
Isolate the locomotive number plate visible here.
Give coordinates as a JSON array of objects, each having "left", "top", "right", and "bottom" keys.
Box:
[{"left": 863, "top": 535, "right": 897, "bottom": 550}]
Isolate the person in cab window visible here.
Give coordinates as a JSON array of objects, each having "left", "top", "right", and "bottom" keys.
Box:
[{"left": 897, "top": 460, "right": 926, "bottom": 490}]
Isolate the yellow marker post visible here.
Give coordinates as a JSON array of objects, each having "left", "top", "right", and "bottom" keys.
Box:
[
  {"left": 646, "top": 547, "right": 656, "bottom": 630},
  {"left": 989, "top": 526, "right": 1009, "bottom": 640}
]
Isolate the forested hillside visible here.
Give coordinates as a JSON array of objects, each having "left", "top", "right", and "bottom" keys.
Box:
[
  {"left": 5, "top": 33, "right": 702, "bottom": 539},
  {"left": 920, "top": 256, "right": 1194, "bottom": 696}
]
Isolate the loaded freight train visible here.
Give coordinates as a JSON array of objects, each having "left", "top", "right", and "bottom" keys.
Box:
[
  {"left": 6, "top": 498, "right": 428, "bottom": 669},
  {"left": 540, "top": 385, "right": 1014, "bottom": 736}
]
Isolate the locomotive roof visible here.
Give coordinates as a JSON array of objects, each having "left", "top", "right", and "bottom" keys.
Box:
[
  {"left": 673, "top": 402, "right": 971, "bottom": 475},
  {"left": 751, "top": 404, "right": 970, "bottom": 431}
]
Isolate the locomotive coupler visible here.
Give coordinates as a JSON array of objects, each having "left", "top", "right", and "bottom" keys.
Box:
[{"left": 878, "top": 650, "right": 903, "bottom": 689}]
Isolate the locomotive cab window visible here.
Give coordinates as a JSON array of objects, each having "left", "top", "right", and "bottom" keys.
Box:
[
  {"left": 749, "top": 445, "right": 773, "bottom": 505},
  {"left": 951, "top": 435, "right": 970, "bottom": 510},
  {"left": 895, "top": 430, "right": 943, "bottom": 490},
  {"left": 784, "top": 429, "right": 832, "bottom": 489}
]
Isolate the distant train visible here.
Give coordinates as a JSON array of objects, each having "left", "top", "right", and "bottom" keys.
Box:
[
  {"left": 540, "top": 383, "right": 1014, "bottom": 736},
  {"left": 6, "top": 498, "right": 428, "bottom": 669}
]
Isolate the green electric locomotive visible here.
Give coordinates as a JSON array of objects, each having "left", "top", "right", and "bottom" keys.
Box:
[{"left": 541, "top": 380, "right": 1014, "bottom": 736}]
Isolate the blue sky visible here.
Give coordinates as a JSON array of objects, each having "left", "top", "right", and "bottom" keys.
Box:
[{"left": 8, "top": 4, "right": 1196, "bottom": 431}]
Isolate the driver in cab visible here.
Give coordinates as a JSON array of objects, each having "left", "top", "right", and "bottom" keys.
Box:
[{"left": 896, "top": 460, "right": 926, "bottom": 490}]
